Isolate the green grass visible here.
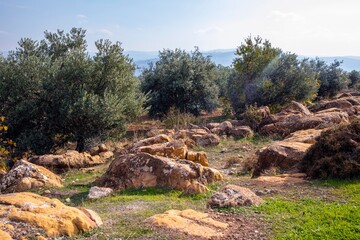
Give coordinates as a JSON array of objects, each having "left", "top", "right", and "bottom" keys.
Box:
[
  {"left": 79, "top": 186, "right": 211, "bottom": 239},
  {"left": 253, "top": 179, "right": 360, "bottom": 240}
]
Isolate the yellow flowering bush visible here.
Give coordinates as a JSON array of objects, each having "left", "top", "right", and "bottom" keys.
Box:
[{"left": 0, "top": 116, "right": 16, "bottom": 170}]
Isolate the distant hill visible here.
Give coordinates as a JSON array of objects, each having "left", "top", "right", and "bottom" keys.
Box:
[{"left": 126, "top": 49, "right": 360, "bottom": 76}]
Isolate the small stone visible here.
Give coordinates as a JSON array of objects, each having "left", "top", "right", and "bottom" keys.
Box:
[
  {"left": 88, "top": 186, "right": 113, "bottom": 199},
  {"left": 65, "top": 198, "right": 71, "bottom": 203}
]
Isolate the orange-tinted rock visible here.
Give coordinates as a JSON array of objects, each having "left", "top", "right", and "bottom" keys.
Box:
[
  {"left": 29, "top": 150, "right": 105, "bottom": 170},
  {"left": 186, "top": 151, "right": 208, "bottom": 166},
  {"left": 253, "top": 141, "right": 311, "bottom": 177},
  {"left": 253, "top": 173, "right": 307, "bottom": 185},
  {"left": 132, "top": 134, "right": 173, "bottom": 148},
  {"left": 0, "top": 230, "right": 12, "bottom": 240},
  {"left": 97, "top": 153, "right": 223, "bottom": 193},
  {"left": 0, "top": 192, "right": 101, "bottom": 238},
  {"left": 145, "top": 209, "right": 228, "bottom": 239},
  {"left": 0, "top": 160, "right": 63, "bottom": 193}
]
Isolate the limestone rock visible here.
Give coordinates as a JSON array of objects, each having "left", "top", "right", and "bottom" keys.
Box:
[
  {"left": 98, "top": 144, "right": 108, "bottom": 152},
  {"left": 310, "top": 98, "right": 356, "bottom": 112},
  {"left": 98, "top": 151, "right": 114, "bottom": 160},
  {"left": 0, "top": 160, "right": 63, "bottom": 193},
  {"left": 208, "top": 184, "right": 263, "bottom": 208},
  {"left": 253, "top": 141, "right": 311, "bottom": 177},
  {"left": 253, "top": 173, "right": 307, "bottom": 185},
  {"left": 0, "top": 230, "right": 12, "bottom": 240},
  {"left": 230, "top": 126, "right": 254, "bottom": 138},
  {"left": 97, "top": 153, "right": 223, "bottom": 193},
  {"left": 283, "top": 129, "right": 324, "bottom": 144},
  {"left": 145, "top": 209, "right": 228, "bottom": 239},
  {"left": 186, "top": 151, "right": 208, "bottom": 166},
  {"left": 206, "top": 122, "right": 220, "bottom": 130},
  {"left": 192, "top": 133, "right": 220, "bottom": 147},
  {"left": 280, "top": 101, "right": 312, "bottom": 116},
  {"left": 0, "top": 192, "right": 101, "bottom": 238},
  {"left": 132, "top": 134, "right": 173, "bottom": 148},
  {"left": 219, "top": 121, "right": 233, "bottom": 134},
  {"left": 183, "top": 181, "right": 209, "bottom": 195},
  {"left": 87, "top": 186, "right": 113, "bottom": 199},
  {"left": 29, "top": 150, "right": 105, "bottom": 170}
]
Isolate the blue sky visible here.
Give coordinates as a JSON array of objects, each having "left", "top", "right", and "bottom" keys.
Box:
[{"left": 1, "top": 0, "right": 360, "bottom": 56}]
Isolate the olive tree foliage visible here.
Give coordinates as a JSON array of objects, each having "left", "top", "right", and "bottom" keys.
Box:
[
  {"left": 0, "top": 28, "right": 144, "bottom": 153},
  {"left": 309, "top": 58, "right": 349, "bottom": 98},
  {"left": 348, "top": 70, "right": 360, "bottom": 88},
  {"left": 140, "top": 48, "right": 219, "bottom": 117},
  {"left": 228, "top": 36, "right": 281, "bottom": 114},
  {"left": 228, "top": 36, "right": 319, "bottom": 115}
]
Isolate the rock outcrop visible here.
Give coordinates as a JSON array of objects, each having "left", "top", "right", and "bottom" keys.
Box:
[
  {"left": 145, "top": 209, "right": 228, "bottom": 239},
  {"left": 259, "top": 101, "right": 349, "bottom": 136},
  {"left": 207, "top": 184, "right": 263, "bottom": 208},
  {"left": 253, "top": 140, "right": 311, "bottom": 177},
  {"left": 97, "top": 153, "right": 223, "bottom": 193},
  {"left": 0, "top": 192, "right": 102, "bottom": 239},
  {"left": 253, "top": 128, "right": 326, "bottom": 177},
  {"left": 29, "top": 150, "right": 105, "bottom": 171},
  {"left": 0, "top": 160, "right": 63, "bottom": 193},
  {"left": 131, "top": 135, "right": 210, "bottom": 166}
]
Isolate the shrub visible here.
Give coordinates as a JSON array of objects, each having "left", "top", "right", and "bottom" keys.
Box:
[
  {"left": 162, "top": 108, "right": 196, "bottom": 129},
  {"left": 301, "top": 120, "right": 360, "bottom": 179},
  {"left": 241, "top": 104, "right": 266, "bottom": 131}
]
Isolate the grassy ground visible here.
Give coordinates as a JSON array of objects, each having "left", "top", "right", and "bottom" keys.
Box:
[{"left": 46, "top": 135, "right": 360, "bottom": 240}]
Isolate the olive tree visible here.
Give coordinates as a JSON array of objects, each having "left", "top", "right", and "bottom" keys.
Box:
[
  {"left": 0, "top": 28, "right": 144, "bottom": 153},
  {"left": 140, "top": 48, "right": 218, "bottom": 117}
]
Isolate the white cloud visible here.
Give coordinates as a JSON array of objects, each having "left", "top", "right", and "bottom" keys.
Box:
[
  {"left": 77, "top": 14, "right": 88, "bottom": 24},
  {"left": 96, "top": 29, "right": 113, "bottom": 37},
  {"left": 269, "top": 11, "right": 299, "bottom": 22},
  {"left": 194, "top": 27, "right": 222, "bottom": 35}
]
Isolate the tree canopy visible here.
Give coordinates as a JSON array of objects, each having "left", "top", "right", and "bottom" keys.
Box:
[
  {"left": 140, "top": 48, "right": 219, "bottom": 117},
  {"left": 228, "top": 36, "right": 319, "bottom": 115},
  {"left": 0, "top": 28, "right": 144, "bottom": 153}
]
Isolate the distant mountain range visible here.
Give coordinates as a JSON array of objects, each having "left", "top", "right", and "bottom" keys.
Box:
[
  {"left": 2, "top": 50, "right": 359, "bottom": 75},
  {"left": 125, "top": 49, "right": 360, "bottom": 76}
]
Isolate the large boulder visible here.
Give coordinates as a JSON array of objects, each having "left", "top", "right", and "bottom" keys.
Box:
[
  {"left": 97, "top": 153, "right": 223, "bottom": 193},
  {"left": 208, "top": 184, "right": 264, "bottom": 208},
  {"left": 28, "top": 150, "right": 105, "bottom": 171},
  {"left": 0, "top": 160, "right": 63, "bottom": 193},
  {"left": 0, "top": 192, "right": 102, "bottom": 238},
  {"left": 253, "top": 141, "right": 312, "bottom": 177},
  {"left": 145, "top": 209, "right": 228, "bottom": 239}
]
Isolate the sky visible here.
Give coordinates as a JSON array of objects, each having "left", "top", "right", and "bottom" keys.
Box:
[{"left": 1, "top": 0, "right": 360, "bottom": 56}]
